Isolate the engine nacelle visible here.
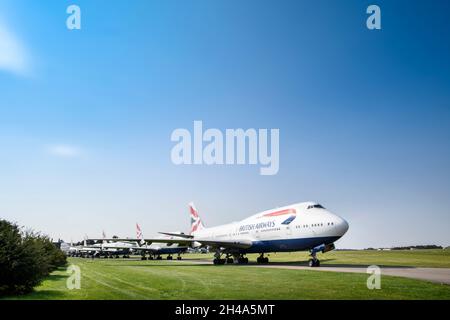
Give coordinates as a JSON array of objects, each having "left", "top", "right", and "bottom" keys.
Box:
[
  {"left": 312, "top": 243, "right": 335, "bottom": 254},
  {"left": 322, "top": 243, "right": 335, "bottom": 253},
  {"left": 191, "top": 241, "right": 202, "bottom": 248}
]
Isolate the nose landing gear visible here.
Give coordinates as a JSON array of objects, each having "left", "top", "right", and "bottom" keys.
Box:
[{"left": 308, "top": 251, "right": 320, "bottom": 267}]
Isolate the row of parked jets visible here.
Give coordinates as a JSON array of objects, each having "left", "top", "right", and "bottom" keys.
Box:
[
  {"left": 67, "top": 223, "right": 189, "bottom": 260},
  {"left": 69, "top": 201, "right": 349, "bottom": 267}
]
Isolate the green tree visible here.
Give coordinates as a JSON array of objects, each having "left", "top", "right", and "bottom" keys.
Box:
[{"left": 0, "top": 220, "right": 67, "bottom": 296}]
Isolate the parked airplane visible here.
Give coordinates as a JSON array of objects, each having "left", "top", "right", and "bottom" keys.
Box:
[
  {"left": 133, "top": 223, "right": 189, "bottom": 260},
  {"left": 157, "top": 202, "right": 349, "bottom": 266},
  {"left": 97, "top": 231, "right": 136, "bottom": 258},
  {"left": 100, "top": 202, "right": 349, "bottom": 266},
  {"left": 69, "top": 233, "right": 134, "bottom": 258},
  {"left": 89, "top": 224, "right": 189, "bottom": 260},
  {"left": 67, "top": 239, "right": 104, "bottom": 257}
]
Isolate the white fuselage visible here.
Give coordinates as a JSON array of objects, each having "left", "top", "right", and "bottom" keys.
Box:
[
  {"left": 193, "top": 202, "right": 349, "bottom": 253},
  {"left": 140, "top": 233, "right": 188, "bottom": 254}
]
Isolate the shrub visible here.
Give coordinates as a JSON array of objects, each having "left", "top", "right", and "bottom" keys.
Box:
[{"left": 0, "top": 219, "right": 67, "bottom": 296}]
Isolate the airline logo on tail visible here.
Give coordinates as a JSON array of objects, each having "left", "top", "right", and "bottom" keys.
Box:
[
  {"left": 136, "top": 223, "right": 145, "bottom": 245},
  {"left": 189, "top": 202, "right": 204, "bottom": 234}
]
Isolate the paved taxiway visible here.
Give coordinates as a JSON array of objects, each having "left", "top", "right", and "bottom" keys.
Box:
[
  {"left": 251, "top": 265, "right": 450, "bottom": 285},
  {"left": 178, "top": 259, "right": 450, "bottom": 285}
]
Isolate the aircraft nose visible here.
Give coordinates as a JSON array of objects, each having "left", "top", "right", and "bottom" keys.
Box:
[{"left": 335, "top": 216, "right": 349, "bottom": 236}]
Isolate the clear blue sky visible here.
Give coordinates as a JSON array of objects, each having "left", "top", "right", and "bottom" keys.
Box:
[{"left": 0, "top": 0, "right": 449, "bottom": 248}]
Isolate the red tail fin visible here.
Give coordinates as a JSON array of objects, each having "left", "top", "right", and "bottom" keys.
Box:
[{"left": 189, "top": 202, "right": 205, "bottom": 234}]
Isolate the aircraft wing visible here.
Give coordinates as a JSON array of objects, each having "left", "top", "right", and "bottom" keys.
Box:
[
  {"left": 89, "top": 238, "right": 253, "bottom": 249},
  {"left": 103, "top": 245, "right": 160, "bottom": 253},
  {"left": 88, "top": 238, "right": 192, "bottom": 247},
  {"left": 158, "top": 232, "right": 194, "bottom": 239},
  {"left": 101, "top": 244, "right": 136, "bottom": 250},
  {"left": 140, "top": 238, "right": 253, "bottom": 249},
  {"left": 188, "top": 239, "right": 253, "bottom": 249},
  {"left": 89, "top": 238, "right": 140, "bottom": 242}
]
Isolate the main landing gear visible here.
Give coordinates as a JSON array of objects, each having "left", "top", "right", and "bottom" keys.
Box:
[
  {"left": 308, "top": 251, "right": 320, "bottom": 267},
  {"left": 213, "top": 252, "right": 250, "bottom": 265},
  {"left": 256, "top": 254, "right": 269, "bottom": 264},
  {"left": 213, "top": 258, "right": 226, "bottom": 265},
  {"left": 213, "top": 251, "right": 226, "bottom": 265},
  {"left": 237, "top": 256, "right": 249, "bottom": 264}
]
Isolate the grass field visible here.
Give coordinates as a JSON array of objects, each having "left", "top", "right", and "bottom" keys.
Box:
[
  {"left": 190, "top": 249, "right": 450, "bottom": 268},
  {"left": 4, "top": 250, "right": 450, "bottom": 300}
]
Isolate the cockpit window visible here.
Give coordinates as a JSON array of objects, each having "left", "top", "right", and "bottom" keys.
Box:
[{"left": 307, "top": 204, "right": 325, "bottom": 209}]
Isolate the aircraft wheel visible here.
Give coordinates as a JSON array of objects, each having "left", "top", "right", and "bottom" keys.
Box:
[
  {"left": 263, "top": 257, "right": 269, "bottom": 263},
  {"left": 308, "top": 259, "right": 320, "bottom": 267},
  {"left": 238, "top": 257, "right": 247, "bottom": 264},
  {"left": 157, "top": 256, "right": 162, "bottom": 260},
  {"left": 167, "top": 256, "right": 173, "bottom": 260},
  {"left": 177, "top": 256, "right": 182, "bottom": 260},
  {"left": 226, "top": 258, "right": 234, "bottom": 264},
  {"left": 213, "top": 258, "right": 219, "bottom": 265}
]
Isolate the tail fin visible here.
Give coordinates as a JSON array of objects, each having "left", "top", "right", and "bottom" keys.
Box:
[
  {"left": 136, "top": 223, "right": 145, "bottom": 245},
  {"left": 102, "top": 230, "right": 107, "bottom": 244},
  {"left": 189, "top": 202, "right": 205, "bottom": 234}
]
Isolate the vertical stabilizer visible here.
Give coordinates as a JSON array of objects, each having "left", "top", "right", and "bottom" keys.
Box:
[{"left": 189, "top": 202, "right": 205, "bottom": 234}]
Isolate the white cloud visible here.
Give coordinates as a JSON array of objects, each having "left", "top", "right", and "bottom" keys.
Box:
[
  {"left": 47, "top": 145, "right": 83, "bottom": 158},
  {"left": 0, "top": 22, "right": 29, "bottom": 76}
]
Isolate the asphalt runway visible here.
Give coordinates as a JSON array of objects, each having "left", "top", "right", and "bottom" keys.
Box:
[{"left": 251, "top": 264, "right": 450, "bottom": 285}]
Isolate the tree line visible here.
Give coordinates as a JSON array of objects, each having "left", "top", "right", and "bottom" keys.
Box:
[{"left": 0, "top": 219, "right": 67, "bottom": 296}]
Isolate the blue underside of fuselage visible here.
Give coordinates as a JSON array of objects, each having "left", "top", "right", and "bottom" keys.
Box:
[{"left": 240, "top": 236, "right": 341, "bottom": 254}]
